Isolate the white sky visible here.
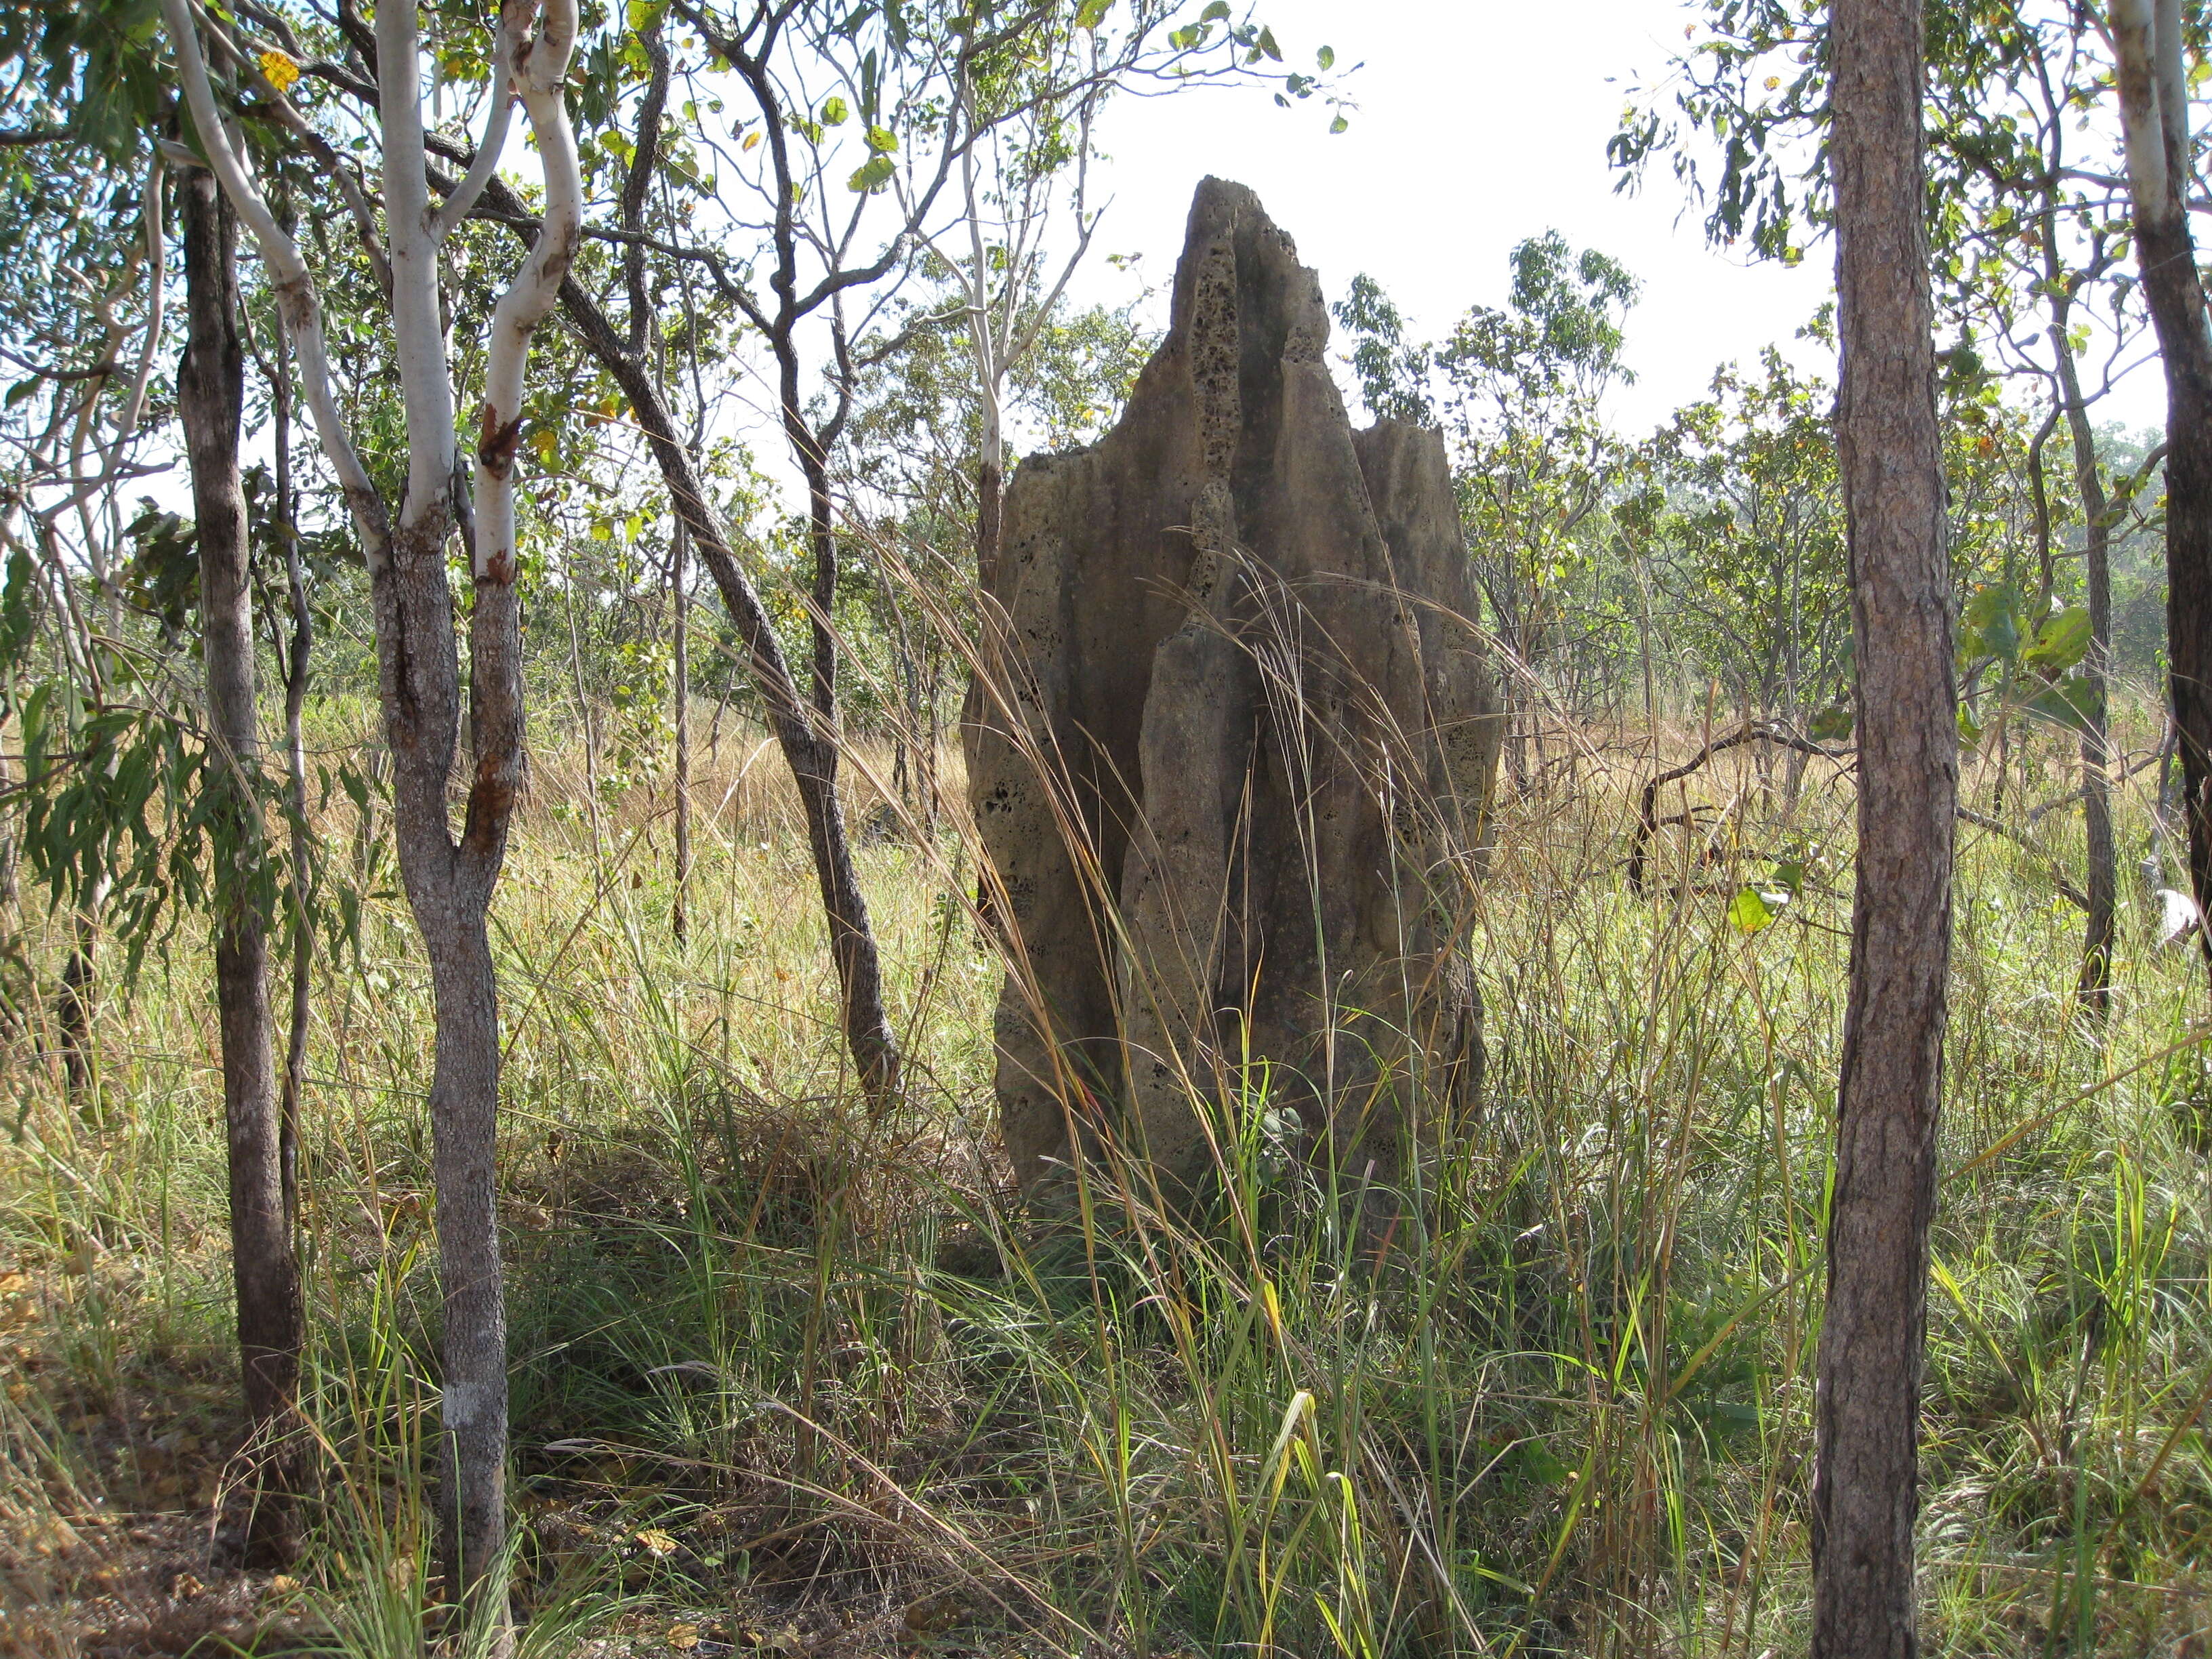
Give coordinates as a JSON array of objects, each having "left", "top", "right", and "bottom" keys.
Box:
[{"left": 1058, "top": 0, "right": 2167, "bottom": 437}]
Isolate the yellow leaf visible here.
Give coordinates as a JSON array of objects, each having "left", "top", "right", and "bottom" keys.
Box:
[
  {"left": 743, "top": 129, "right": 762, "bottom": 152},
  {"left": 258, "top": 49, "right": 301, "bottom": 93},
  {"left": 635, "top": 1528, "right": 679, "bottom": 1557},
  {"left": 530, "top": 428, "right": 558, "bottom": 461},
  {"left": 668, "top": 1625, "right": 701, "bottom": 1651},
  {"left": 1763, "top": 75, "right": 1780, "bottom": 89}
]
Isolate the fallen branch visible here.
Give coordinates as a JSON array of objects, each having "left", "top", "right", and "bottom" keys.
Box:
[
  {"left": 1956, "top": 806, "right": 2089, "bottom": 910},
  {"left": 1626, "top": 720, "right": 1849, "bottom": 895}
]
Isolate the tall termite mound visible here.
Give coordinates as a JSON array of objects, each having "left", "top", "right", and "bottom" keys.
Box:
[{"left": 965, "top": 178, "right": 1502, "bottom": 1206}]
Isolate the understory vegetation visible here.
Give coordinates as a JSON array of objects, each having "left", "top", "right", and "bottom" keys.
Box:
[{"left": 4, "top": 708, "right": 2207, "bottom": 1657}]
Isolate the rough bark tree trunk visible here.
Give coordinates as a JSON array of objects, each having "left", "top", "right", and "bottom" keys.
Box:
[
  {"left": 1813, "top": 3, "right": 1957, "bottom": 1656},
  {"left": 2113, "top": 0, "right": 2212, "bottom": 994},
  {"left": 179, "top": 167, "right": 303, "bottom": 1563},
  {"left": 777, "top": 351, "right": 901, "bottom": 1094}
]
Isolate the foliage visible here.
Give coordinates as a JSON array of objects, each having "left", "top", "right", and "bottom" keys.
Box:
[{"left": 1629, "top": 347, "right": 1850, "bottom": 733}]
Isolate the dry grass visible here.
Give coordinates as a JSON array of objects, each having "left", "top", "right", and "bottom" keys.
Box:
[{"left": 1, "top": 697, "right": 2209, "bottom": 1656}]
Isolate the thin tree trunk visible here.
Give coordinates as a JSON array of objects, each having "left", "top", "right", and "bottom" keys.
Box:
[
  {"left": 554, "top": 274, "right": 900, "bottom": 1097},
  {"left": 0, "top": 729, "right": 14, "bottom": 912},
  {"left": 672, "top": 517, "right": 692, "bottom": 942},
  {"left": 865, "top": 533, "right": 923, "bottom": 813},
  {"left": 180, "top": 167, "right": 302, "bottom": 1562},
  {"left": 970, "top": 444, "right": 1004, "bottom": 924},
  {"left": 1814, "top": 2, "right": 1957, "bottom": 1655},
  {"left": 783, "top": 357, "right": 841, "bottom": 727},
  {"left": 272, "top": 321, "right": 313, "bottom": 1229},
  {"left": 777, "top": 342, "right": 906, "bottom": 1090},
  {"left": 2050, "top": 316, "right": 2116, "bottom": 1013},
  {"left": 372, "top": 3, "right": 516, "bottom": 1582},
  {"left": 976, "top": 453, "right": 1004, "bottom": 588},
  {"left": 2113, "top": 0, "right": 2212, "bottom": 994},
  {"left": 417, "top": 903, "right": 507, "bottom": 1610}
]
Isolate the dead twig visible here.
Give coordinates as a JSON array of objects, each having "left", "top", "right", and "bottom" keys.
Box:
[{"left": 1626, "top": 720, "right": 1849, "bottom": 895}]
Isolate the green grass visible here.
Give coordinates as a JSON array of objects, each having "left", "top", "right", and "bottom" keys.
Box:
[{"left": 3, "top": 713, "right": 2210, "bottom": 1656}]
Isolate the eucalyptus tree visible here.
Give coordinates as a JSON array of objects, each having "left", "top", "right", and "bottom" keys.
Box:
[
  {"left": 155, "top": 0, "right": 584, "bottom": 1626},
  {"left": 0, "top": 7, "right": 173, "bottom": 1092},
  {"left": 2109, "top": 0, "right": 2212, "bottom": 990},
  {"left": 1819, "top": 2, "right": 1955, "bottom": 1652},
  {"left": 1612, "top": 0, "right": 2160, "bottom": 1006},
  {"left": 0, "top": 5, "right": 328, "bottom": 1557},
  {"left": 177, "top": 156, "right": 306, "bottom": 1561}
]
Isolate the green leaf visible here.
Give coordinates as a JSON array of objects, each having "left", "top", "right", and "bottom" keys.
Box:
[
  {"left": 2021, "top": 604, "right": 2091, "bottom": 672},
  {"left": 2025, "top": 674, "right": 2098, "bottom": 735},
  {"left": 847, "top": 152, "right": 895, "bottom": 192},
  {"left": 1513, "top": 1440, "right": 1572, "bottom": 1486},
  {"left": 819, "top": 94, "right": 848, "bottom": 125},
  {"left": 5, "top": 379, "right": 39, "bottom": 407},
  {"left": 1807, "top": 701, "right": 1852, "bottom": 742},
  {"left": 1256, "top": 24, "right": 1280, "bottom": 59},
  {"left": 1727, "top": 886, "right": 1784, "bottom": 935},
  {"left": 1329, "top": 113, "right": 1349, "bottom": 134},
  {"left": 865, "top": 123, "right": 897, "bottom": 152},
  {"left": 1074, "top": 0, "right": 1111, "bottom": 26},
  {"left": 1199, "top": 0, "right": 1229, "bottom": 17},
  {"left": 1960, "top": 582, "right": 2022, "bottom": 663},
  {"left": 0, "top": 548, "right": 34, "bottom": 663},
  {"left": 20, "top": 682, "right": 49, "bottom": 785},
  {"left": 1315, "top": 43, "right": 1334, "bottom": 70}
]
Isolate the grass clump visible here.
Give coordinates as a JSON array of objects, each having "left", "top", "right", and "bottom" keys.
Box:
[{"left": 1, "top": 718, "right": 2209, "bottom": 1656}]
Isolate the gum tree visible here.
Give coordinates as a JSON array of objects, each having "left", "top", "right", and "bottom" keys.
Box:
[
  {"left": 2110, "top": 0, "right": 2212, "bottom": 991},
  {"left": 1612, "top": 0, "right": 2158, "bottom": 1009},
  {"left": 157, "top": 0, "right": 583, "bottom": 1628},
  {"left": 1818, "top": 0, "right": 1956, "bottom": 1651}
]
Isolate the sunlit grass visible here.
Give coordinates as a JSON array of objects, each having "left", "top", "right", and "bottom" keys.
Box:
[{"left": 2, "top": 708, "right": 2209, "bottom": 1655}]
